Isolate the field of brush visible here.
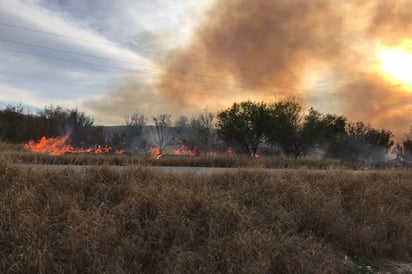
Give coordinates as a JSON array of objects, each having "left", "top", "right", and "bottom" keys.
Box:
[
  {"left": 1, "top": 142, "right": 412, "bottom": 273},
  {"left": 0, "top": 141, "right": 367, "bottom": 169}
]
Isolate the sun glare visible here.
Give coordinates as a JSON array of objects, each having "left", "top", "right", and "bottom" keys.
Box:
[{"left": 377, "top": 45, "right": 412, "bottom": 85}]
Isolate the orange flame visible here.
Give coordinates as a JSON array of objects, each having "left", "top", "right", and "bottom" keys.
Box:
[
  {"left": 171, "top": 144, "right": 197, "bottom": 157},
  {"left": 24, "top": 133, "right": 123, "bottom": 155},
  {"left": 149, "top": 145, "right": 262, "bottom": 159},
  {"left": 151, "top": 147, "right": 162, "bottom": 159},
  {"left": 115, "top": 149, "right": 125, "bottom": 155}
]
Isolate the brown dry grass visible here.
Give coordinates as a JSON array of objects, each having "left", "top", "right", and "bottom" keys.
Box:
[
  {"left": 1, "top": 155, "right": 411, "bottom": 273},
  {"left": 1, "top": 141, "right": 362, "bottom": 169}
]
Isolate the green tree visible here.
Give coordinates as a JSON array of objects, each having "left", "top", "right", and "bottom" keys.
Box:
[
  {"left": 266, "top": 101, "right": 346, "bottom": 157},
  {"left": 327, "top": 122, "right": 394, "bottom": 162},
  {"left": 265, "top": 101, "right": 302, "bottom": 157},
  {"left": 301, "top": 108, "right": 347, "bottom": 150},
  {"left": 216, "top": 101, "right": 270, "bottom": 157}
]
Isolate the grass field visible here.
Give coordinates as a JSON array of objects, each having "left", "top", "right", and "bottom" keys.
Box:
[
  {"left": 1, "top": 154, "right": 411, "bottom": 273},
  {"left": 0, "top": 141, "right": 368, "bottom": 169}
]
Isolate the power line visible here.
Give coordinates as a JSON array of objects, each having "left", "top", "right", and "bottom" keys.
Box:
[
  {"left": 2, "top": 20, "right": 411, "bottom": 95},
  {"left": 4, "top": 44, "right": 412, "bottom": 107},
  {"left": 1, "top": 47, "right": 144, "bottom": 72},
  {"left": 0, "top": 37, "right": 141, "bottom": 66},
  {"left": 3, "top": 19, "right": 412, "bottom": 94},
  {"left": 0, "top": 46, "right": 293, "bottom": 95},
  {"left": 0, "top": 22, "right": 116, "bottom": 46},
  {"left": 0, "top": 21, "right": 277, "bottom": 75},
  {"left": 0, "top": 38, "right": 310, "bottom": 93},
  {"left": 0, "top": 37, "right": 279, "bottom": 87},
  {"left": 1, "top": 22, "right": 412, "bottom": 103}
]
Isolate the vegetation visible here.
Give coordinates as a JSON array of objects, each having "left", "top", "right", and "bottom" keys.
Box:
[
  {"left": 0, "top": 105, "right": 101, "bottom": 147},
  {"left": 217, "top": 101, "right": 270, "bottom": 157},
  {"left": 327, "top": 122, "right": 394, "bottom": 163},
  {"left": 0, "top": 101, "right": 402, "bottom": 163},
  {"left": 215, "top": 100, "right": 391, "bottom": 162},
  {"left": 0, "top": 156, "right": 411, "bottom": 273},
  {"left": 1, "top": 141, "right": 362, "bottom": 169},
  {"left": 394, "top": 126, "right": 412, "bottom": 162},
  {"left": 151, "top": 114, "right": 174, "bottom": 154},
  {"left": 265, "top": 102, "right": 346, "bottom": 158},
  {"left": 175, "top": 109, "right": 217, "bottom": 154}
]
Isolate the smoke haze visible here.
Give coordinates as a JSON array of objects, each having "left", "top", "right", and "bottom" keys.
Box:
[{"left": 89, "top": 0, "right": 412, "bottom": 138}]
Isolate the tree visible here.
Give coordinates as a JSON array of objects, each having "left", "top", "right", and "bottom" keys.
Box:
[
  {"left": 301, "top": 108, "right": 346, "bottom": 152},
  {"left": 108, "top": 131, "right": 128, "bottom": 152},
  {"left": 175, "top": 115, "right": 189, "bottom": 134},
  {"left": 196, "top": 109, "right": 216, "bottom": 152},
  {"left": 38, "top": 105, "right": 94, "bottom": 146},
  {"left": 327, "top": 122, "right": 394, "bottom": 163},
  {"left": 151, "top": 114, "right": 174, "bottom": 154},
  {"left": 216, "top": 101, "right": 270, "bottom": 157},
  {"left": 394, "top": 126, "right": 412, "bottom": 162},
  {"left": 401, "top": 140, "right": 412, "bottom": 161},
  {"left": 175, "top": 110, "right": 217, "bottom": 154},
  {"left": 124, "top": 112, "right": 146, "bottom": 151},
  {"left": 125, "top": 112, "right": 146, "bottom": 137},
  {"left": 265, "top": 101, "right": 302, "bottom": 157},
  {"left": 266, "top": 101, "right": 347, "bottom": 157},
  {"left": 0, "top": 105, "right": 64, "bottom": 143}
]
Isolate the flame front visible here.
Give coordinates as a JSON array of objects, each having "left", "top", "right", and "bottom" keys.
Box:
[
  {"left": 151, "top": 147, "right": 162, "bottom": 159},
  {"left": 149, "top": 145, "right": 255, "bottom": 159},
  {"left": 24, "top": 133, "right": 122, "bottom": 155},
  {"left": 171, "top": 145, "right": 198, "bottom": 157}
]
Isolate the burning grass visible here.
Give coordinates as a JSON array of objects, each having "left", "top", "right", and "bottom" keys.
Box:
[
  {"left": 0, "top": 156, "right": 411, "bottom": 273},
  {"left": 2, "top": 140, "right": 362, "bottom": 169},
  {"left": 24, "top": 133, "right": 124, "bottom": 155},
  {"left": 6, "top": 150, "right": 363, "bottom": 169}
]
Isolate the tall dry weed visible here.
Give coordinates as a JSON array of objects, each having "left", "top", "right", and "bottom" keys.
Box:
[{"left": 0, "top": 165, "right": 411, "bottom": 273}]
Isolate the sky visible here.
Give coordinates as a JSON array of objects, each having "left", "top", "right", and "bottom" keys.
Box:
[
  {"left": 1, "top": 0, "right": 412, "bottom": 139},
  {"left": 0, "top": 0, "right": 213, "bottom": 122}
]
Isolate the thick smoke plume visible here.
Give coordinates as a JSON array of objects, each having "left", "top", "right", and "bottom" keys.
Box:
[{"left": 90, "top": 0, "right": 412, "bottom": 138}]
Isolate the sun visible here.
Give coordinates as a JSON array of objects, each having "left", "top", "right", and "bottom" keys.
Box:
[{"left": 377, "top": 45, "right": 412, "bottom": 85}]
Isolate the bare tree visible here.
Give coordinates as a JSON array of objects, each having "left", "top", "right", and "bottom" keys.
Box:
[
  {"left": 124, "top": 112, "right": 147, "bottom": 152},
  {"left": 175, "top": 115, "right": 189, "bottom": 134},
  {"left": 151, "top": 114, "right": 174, "bottom": 153},
  {"left": 125, "top": 112, "right": 146, "bottom": 136},
  {"left": 193, "top": 109, "right": 216, "bottom": 152}
]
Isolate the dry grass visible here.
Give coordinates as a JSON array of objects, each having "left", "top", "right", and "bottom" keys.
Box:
[
  {"left": 1, "top": 156, "right": 411, "bottom": 273},
  {"left": 1, "top": 141, "right": 361, "bottom": 169}
]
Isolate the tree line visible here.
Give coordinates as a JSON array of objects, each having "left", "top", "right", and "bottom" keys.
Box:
[
  {"left": 216, "top": 101, "right": 395, "bottom": 163},
  {"left": 0, "top": 105, "right": 102, "bottom": 147},
  {"left": 1, "top": 101, "right": 411, "bottom": 162}
]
